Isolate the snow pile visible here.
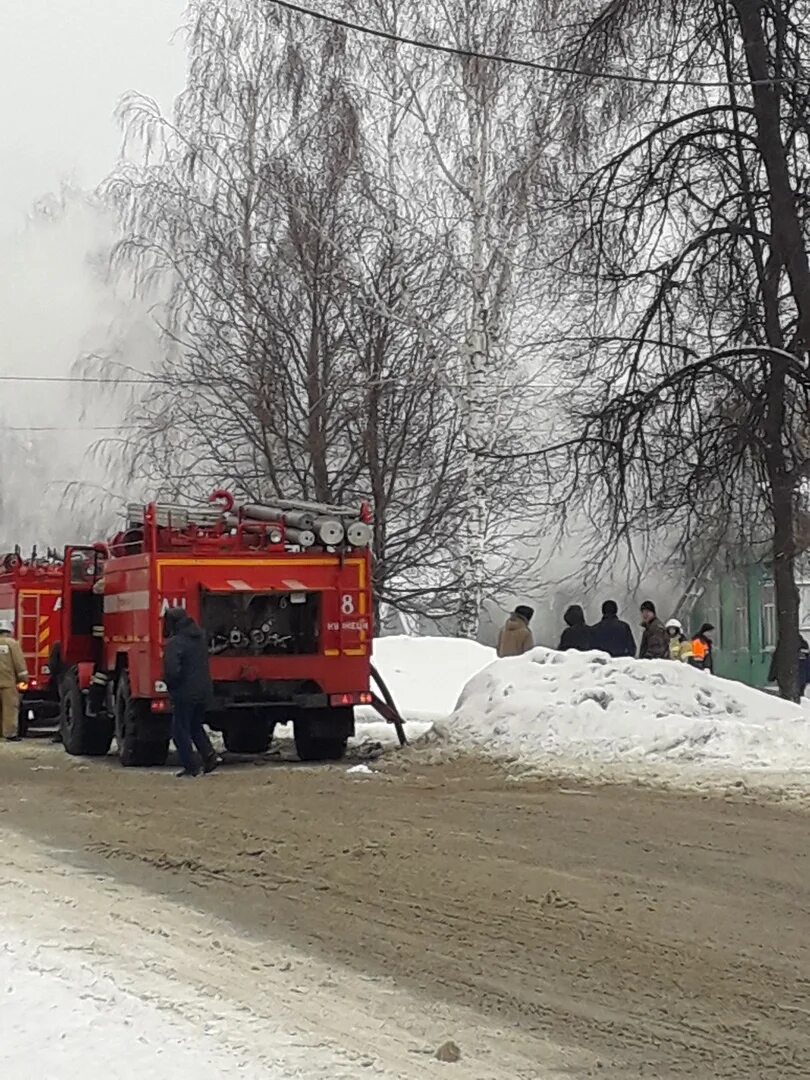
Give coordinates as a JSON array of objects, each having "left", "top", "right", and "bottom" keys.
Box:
[
  {"left": 441, "top": 647, "right": 810, "bottom": 780},
  {"left": 370, "top": 635, "right": 494, "bottom": 721},
  {"left": 354, "top": 635, "right": 494, "bottom": 744}
]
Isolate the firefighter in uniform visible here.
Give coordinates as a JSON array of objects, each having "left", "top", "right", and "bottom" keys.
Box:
[{"left": 0, "top": 619, "right": 29, "bottom": 740}]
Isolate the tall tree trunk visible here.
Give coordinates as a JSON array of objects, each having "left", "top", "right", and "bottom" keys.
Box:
[
  {"left": 769, "top": 464, "right": 801, "bottom": 700},
  {"left": 734, "top": 0, "right": 810, "bottom": 346},
  {"left": 734, "top": 0, "right": 807, "bottom": 697},
  {"left": 305, "top": 283, "right": 330, "bottom": 503},
  {"left": 457, "top": 75, "right": 491, "bottom": 640}
]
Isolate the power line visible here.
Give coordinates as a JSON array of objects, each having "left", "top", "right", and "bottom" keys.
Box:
[
  {"left": 3, "top": 425, "right": 144, "bottom": 432},
  {"left": 0, "top": 374, "right": 248, "bottom": 388},
  {"left": 0, "top": 374, "right": 154, "bottom": 386},
  {"left": 268, "top": 0, "right": 809, "bottom": 89},
  {"left": 0, "top": 372, "right": 566, "bottom": 390}
]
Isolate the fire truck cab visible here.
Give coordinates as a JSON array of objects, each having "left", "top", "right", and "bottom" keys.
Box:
[
  {"left": 55, "top": 496, "right": 375, "bottom": 766},
  {"left": 0, "top": 551, "right": 62, "bottom": 735}
]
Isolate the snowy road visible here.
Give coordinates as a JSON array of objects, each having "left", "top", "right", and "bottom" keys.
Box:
[
  {"left": 1, "top": 829, "right": 383, "bottom": 1079},
  {"left": 3, "top": 935, "right": 268, "bottom": 1080},
  {"left": 0, "top": 824, "right": 585, "bottom": 1079}
]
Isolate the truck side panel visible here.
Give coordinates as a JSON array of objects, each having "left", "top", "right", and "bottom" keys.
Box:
[
  {"left": 17, "top": 588, "right": 60, "bottom": 687},
  {"left": 102, "top": 555, "right": 154, "bottom": 699}
]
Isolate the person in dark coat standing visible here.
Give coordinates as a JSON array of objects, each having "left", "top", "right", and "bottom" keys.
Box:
[
  {"left": 638, "top": 601, "right": 669, "bottom": 660},
  {"left": 589, "top": 600, "right": 636, "bottom": 658},
  {"left": 558, "top": 605, "right": 592, "bottom": 652},
  {"left": 163, "top": 607, "right": 220, "bottom": 778}
]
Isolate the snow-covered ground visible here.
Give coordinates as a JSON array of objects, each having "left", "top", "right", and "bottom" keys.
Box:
[
  {"left": 362, "top": 635, "right": 810, "bottom": 792},
  {"left": 1, "top": 831, "right": 372, "bottom": 1080},
  {"left": 2, "top": 935, "right": 269, "bottom": 1080},
  {"left": 0, "top": 827, "right": 579, "bottom": 1080},
  {"left": 354, "top": 635, "right": 494, "bottom": 746}
]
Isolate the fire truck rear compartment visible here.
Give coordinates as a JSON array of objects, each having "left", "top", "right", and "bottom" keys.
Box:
[
  {"left": 200, "top": 590, "right": 352, "bottom": 759},
  {"left": 201, "top": 589, "right": 319, "bottom": 657}
]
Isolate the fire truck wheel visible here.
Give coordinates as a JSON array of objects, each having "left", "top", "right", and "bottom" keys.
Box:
[
  {"left": 115, "top": 673, "right": 170, "bottom": 768},
  {"left": 60, "top": 669, "right": 114, "bottom": 757},
  {"left": 294, "top": 711, "right": 350, "bottom": 762},
  {"left": 222, "top": 714, "right": 273, "bottom": 755}
]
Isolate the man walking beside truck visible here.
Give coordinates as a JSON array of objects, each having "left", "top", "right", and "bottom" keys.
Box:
[
  {"left": 163, "top": 607, "right": 220, "bottom": 778},
  {"left": 0, "top": 619, "right": 28, "bottom": 741}
]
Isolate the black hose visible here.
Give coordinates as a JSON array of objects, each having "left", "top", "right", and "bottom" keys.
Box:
[{"left": 370, "top": 662, "right": 407, "bottom": 746}]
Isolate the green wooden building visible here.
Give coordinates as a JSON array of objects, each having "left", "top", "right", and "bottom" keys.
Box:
[
  {"left": 688, "top": 565, "right": 777, "bottom": 688},
  {"left": 688, "top": 560, "right": 810, "bottom": 689}
]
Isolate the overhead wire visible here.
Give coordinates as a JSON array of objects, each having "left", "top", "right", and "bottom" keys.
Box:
[
  {"left": 0, "top": 374, "right": 153, "bottom": 386},
  {"left": 3, "top": 425, "right": 145, "bottom": 432},
  {"left": 267, "top": 0, "right": 810, "bottom": 89}
]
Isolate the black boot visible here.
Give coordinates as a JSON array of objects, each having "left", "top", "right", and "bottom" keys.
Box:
[
  {"left": 203, "top": 753, "right": 222, "bottom": 775},
  {"left": 175, "top": 768, "right": 199, "bottom": 778}
]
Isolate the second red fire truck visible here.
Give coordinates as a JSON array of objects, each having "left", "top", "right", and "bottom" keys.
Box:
[{"left": 0, "top": 550, "right": 62, "bottom": 735}]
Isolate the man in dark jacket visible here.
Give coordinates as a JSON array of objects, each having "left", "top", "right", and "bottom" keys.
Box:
[
  {"left": 590, "top": 600, "right": 636, "bottom": 658},
  {"left": 638, "top": 600, "right": 669, "bottom": 660},
  {"left": 163, "top": 607, "right": 219, "bottom": 778},
  {"left": 558, "top": 605, "right": 592, "bottom": 651}
]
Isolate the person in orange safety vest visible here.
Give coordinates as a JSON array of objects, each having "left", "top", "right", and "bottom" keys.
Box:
[{"left": 689, "top": 623, "right": 715, "bottom": 673}]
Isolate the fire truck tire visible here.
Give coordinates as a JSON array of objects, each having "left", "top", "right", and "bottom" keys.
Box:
[
  {"left": 60, "top": 669, "right": 114, "bottom": 757},
  {"left": 294, "top": 710, "right": 350, "bottom": 762},
  {"left": 115, "top": 673, "right": 170, "bottom": 768},
  {"left": 222, "top": 714, "right": 273, "bottom": 755}
]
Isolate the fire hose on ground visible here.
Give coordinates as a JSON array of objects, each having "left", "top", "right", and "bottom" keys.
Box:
[{"left": 369, "top": 662, "right": 407, "bottom": 747}]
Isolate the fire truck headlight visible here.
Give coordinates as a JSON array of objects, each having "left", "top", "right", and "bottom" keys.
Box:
[
  {"left": 154, "top": 680, "right": 168, "bottom": 694},
  {"left": 42, "top": 665, "right": 50, "bottom": 675}
]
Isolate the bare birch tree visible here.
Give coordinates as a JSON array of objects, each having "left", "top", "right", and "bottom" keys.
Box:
[
  {"left": 97, "top": 0, "right": 472, "bottom": 619},
  {"left": 362, "top": 0, "right": 564, "bottom": 635},
  {"left": 95, "top": 0, "right": 558, "bottom": 631}
]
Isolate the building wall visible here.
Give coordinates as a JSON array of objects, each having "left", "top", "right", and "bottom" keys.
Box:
[{"left": 691, "top": 564, "right": 775, "bottom": 689}]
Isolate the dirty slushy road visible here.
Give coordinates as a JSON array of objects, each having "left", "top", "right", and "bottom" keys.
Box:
[{"left": 1, "top": 737, "right": 808, "bottom": 1078}]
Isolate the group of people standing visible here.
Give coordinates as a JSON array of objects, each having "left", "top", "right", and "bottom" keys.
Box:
[{"left": 497, "top": 601, "right": 715, "bottom": 670}]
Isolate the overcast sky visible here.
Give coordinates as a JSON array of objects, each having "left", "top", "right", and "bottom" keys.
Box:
[
  {"left": 0, "top": 2, "right": 187, "bottom": 536},
  {"left": 0, "top": 0, "right": 185, "bottom": 233}
]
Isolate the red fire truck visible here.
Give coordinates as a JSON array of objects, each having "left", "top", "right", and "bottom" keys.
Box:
[
  {"left": 52, "top": 494, "right": 397, "bottom": 766},
  {"left": 0, "top": 550, "right": 62, "bottom": 735}
]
